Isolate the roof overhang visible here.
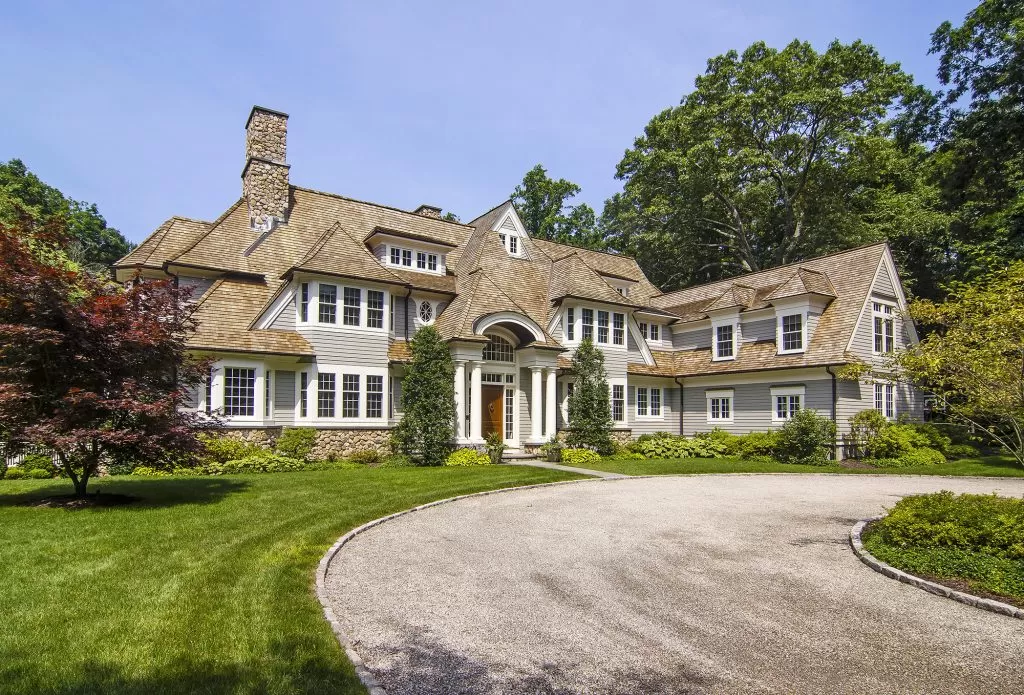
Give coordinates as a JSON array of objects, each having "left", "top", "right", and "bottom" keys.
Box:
[{"left": 363, "top": 227, "right": 457, "bottom": 251}]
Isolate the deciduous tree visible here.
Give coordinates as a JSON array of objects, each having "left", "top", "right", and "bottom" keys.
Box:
[
  {"left": 0, "top": 218, "right": 206, "bottom": 496},
  {"left": 512, "top": 164, "right": 604, "bottom": 249}
]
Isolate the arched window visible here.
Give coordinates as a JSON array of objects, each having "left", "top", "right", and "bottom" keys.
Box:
[{"left": 482, "top": 334, "right": 514, "bottom": 362}]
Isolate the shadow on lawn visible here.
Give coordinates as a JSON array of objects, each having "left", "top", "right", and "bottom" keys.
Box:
[
  {"left": 0, "top": 636, "right": 363, "bottom": 695},
  {"left": 0, "top": 477, "right": 250, "bottom": 510}
]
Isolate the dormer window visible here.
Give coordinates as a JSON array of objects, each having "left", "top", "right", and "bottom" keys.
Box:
[
  {"left": 385, "top": 243, "right": 445, "bottom": 275},
  {"left": 714, "top": 324, "right": 735, "bottom": 360},
  {"left": 499, "top": 233, "right": 520, "bottom": 256},
  {"left": 777, "top": 311, "right": 807, "bottom": 354},
  {"left": 639, "top": 322, "right": 660, "bottom": 342},
  {"left": 416, "top": 251, "right": 438, "bottom": 271}
]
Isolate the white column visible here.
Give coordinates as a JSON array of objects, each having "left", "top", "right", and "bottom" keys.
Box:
[
  {"left": 454, "top": 360, "right": 466, "bottom": 441},
  {"left": 544, "top": 367, "right": 557, "bottom": 439},
  {"left": 530, "top": 366, "right": 543, "bottom": 442},
  {"left": 469, "top": 361, "right": 483, "bottom": 442}
]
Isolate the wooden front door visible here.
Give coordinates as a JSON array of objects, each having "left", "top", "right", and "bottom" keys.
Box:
[{"left": 481, "top": 385, "right": 504, "bottom": 439}]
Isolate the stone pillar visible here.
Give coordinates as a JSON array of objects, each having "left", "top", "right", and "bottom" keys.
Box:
[
  {"left": 530, "top": 366, "right": 543, "bottom": 443},
  {"left": 544, "top": 367, "right": 557, "bottom": 439},
  {"left": 469, "top": 361, "right": 483, "bottom": 443},
  {"left": 454, "top": 360, "right": 466, "bottom": 442}
]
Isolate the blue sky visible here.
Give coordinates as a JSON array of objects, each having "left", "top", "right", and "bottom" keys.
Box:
[{"left": 1, "top": 0, "right": 974, "bottom": 244}]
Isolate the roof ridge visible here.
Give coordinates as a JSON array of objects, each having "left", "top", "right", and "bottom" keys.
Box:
[
  {"left": 466, "top": 199, "right": 513, "bottom": 227},
  {"left": 291, "top": 185, "right": 475, "bottom": 229},
  {"left": 655, "top": 242, "right": 889, "bottom": 301},
  {"left": 531, "top": 236, "right": 638, "bottom": 263},
  {"left": 170, "top": 215, "right": 211, "bottom": 225},
  {"left": 135, "top": 218, "right": 176, "bottom": 267}
]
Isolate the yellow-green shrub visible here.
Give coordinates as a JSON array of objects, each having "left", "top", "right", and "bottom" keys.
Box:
[
  {"left": 561, "top": 448, "right": 602, "bottom": 467},
  {"left": 445, "top": 448, "right": 489, "bottom": 466}
]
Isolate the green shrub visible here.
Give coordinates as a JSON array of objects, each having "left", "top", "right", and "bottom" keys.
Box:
[
  {"left": 946, "top": 443, "right": 981, "bottom": 460},
  {"left": 701, "top": 428, "right": 742, "bottom": 455},
  {"left": 868, "top": 491, "right": 1024, "bottom": 560},
  {"left": 199, "top": 434, "right": 266, "bottom": 464},
  {"left": 734, "top": 431, "right": 780, "bottom": 460},
  {"left": 213, "top": 454, "right": 305, "bottom": 475},
  {"left": 275, "top": 427, "right": 317, "bottom": 461},
  {"left": 27, "top": 468, "right": 52, "bottom": 479},
  {"left": 847, "top": 409, "right": 889, "bottom": 459},
  {"left": 445, "top": 448, "right": 489, "bottom": 467},
  {"left": 633, "top": 433, "right": 726, "bottom": 459},
  {"left": 902, "top": 421, "right": 952, "bottom": 455},
  {"left": 539, "top": 437, "right": 564, "bottom": 462},
  {"left": 131, "top": 466, "right": 171, "bottom": 477},
  {"left": 867, "top": 447, "right": 946, "bottom": 468},
  {"left": 4, "top": 468, "right": 27, "bottom": 480},
  {"left": 104, "top": 460, "right": 137, "bottom": 476},
  {"left": 561, "top": 448, "right": 602, "bottom": 467},
  {"left": 871, "top": 424, "right": 933, "bottom": 459},
  {"left": 774, "top": 409, "right": 835, "bottom": 465},
  {"left": 349, "top": 449, "right": 382, "bottom": 465},
  {"left": 20, "top": 453, "right": 58, "bottom": 476},
  {"left": 377, "top": 454, "right": 414, "bottom": 468},
  {"left": 605, "top": 451, "right": 646, "bottom": 461},
  {"left": 485, "top": 432, "right": 506, "bottom": 465}
]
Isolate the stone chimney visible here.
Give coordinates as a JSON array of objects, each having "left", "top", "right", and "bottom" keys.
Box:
[
  {"left": 242, "top": 106, "right": 290, "bottom": 230},
  {"left": 413, "top": 204, "right": 442, "bottom": 219}
]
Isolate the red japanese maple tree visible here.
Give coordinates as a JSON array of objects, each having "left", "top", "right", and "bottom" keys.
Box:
[{"left": 0, "top": 217, "right": 208, "bottom": 496}]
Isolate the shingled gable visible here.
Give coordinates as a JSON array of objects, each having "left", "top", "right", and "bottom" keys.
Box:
[
  {"left": 115, "top": 216, "right": 211, "bottom": 274},
  {"left": 548, "top": 252, "right": 640, "bottom": 308},
  {"left": 284, "top": 222, "right": 407, "bottom": 286}
]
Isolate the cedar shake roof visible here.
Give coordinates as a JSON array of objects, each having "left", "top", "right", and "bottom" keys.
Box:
[
  {"left": 188, "top": 278, "right": 314, "bottom": 356},
  {"left": 116, "top": 216, "right": 211, "bottom": 270},
  {"left": 387, "top": 340, "right": 413, "bottom": 363},
  {"left": 548, "top": 253, "right": 641, "bottom": 309},
  {"left": 287, "top": 222, "right": 407, "bottom": 286}
]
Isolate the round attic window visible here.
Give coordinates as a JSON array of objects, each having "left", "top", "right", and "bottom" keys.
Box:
[{"left": 418, "top": 301, "right": 434, "bottom": 323}]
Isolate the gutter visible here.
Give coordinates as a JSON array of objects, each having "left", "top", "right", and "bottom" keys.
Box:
[
  {"left": 674, "top": 376, "right": 685, "bottom": 436},
  {"left": 826, "top": 366, "right": 839, "bottom": 460}
]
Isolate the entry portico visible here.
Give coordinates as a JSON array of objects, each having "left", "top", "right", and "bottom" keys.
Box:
[{"left": 451, "top": 312, "right": 561, "bottom": 448}]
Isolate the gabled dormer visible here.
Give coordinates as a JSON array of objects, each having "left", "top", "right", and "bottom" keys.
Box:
[
  {"left": 364, "top": 226, "right": 455, "bottom": 276},
  {"left": 491, "top": 205, "right": 528, "bottom": 258}
]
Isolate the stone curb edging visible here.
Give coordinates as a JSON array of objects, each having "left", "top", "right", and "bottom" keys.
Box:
[
  {"left": 314, "top": 476, "right": 604, "bottom": 695},
  {"left": 849, "top": 517, "right": 1023, "bottom": 620}
]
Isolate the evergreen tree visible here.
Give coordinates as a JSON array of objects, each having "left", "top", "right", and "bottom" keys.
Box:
[
  {"left": 566, "top": 338, "right": 614, "bottom": 454},
  {"left": 394, "top": 326, "right": 456, "bottom": 465}
]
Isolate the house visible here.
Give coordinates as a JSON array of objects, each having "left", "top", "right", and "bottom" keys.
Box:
[{"left": 114, "top": 106, "right": 921, "bottom": 458}]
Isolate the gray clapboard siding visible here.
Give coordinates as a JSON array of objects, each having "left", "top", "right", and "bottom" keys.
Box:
[
  {"left": 300, "top": 328, "right": 389, "bottom": 367},
  {"left": 742, "top": 318, "right": 775, "bottom": 343},
  {"left": 874, "top": 263, "right": 897, "bottom": 297},
  {"left": 179, "top": 276, "right": 215, "bottom": 300},
  {"left": 806, "top": 311, "right": 821, "bottom": 345},
  {"left": 628, "top": 384, "right": 681, "bottom": 436},
  {"left": 274, "top": 370, "right": 296, "bottom": 424},
  {"left": 600, "top": 347, "right": 629, "bottom": 380},
  {"left": 549, "top": 315, "right": 563, "bottom": 342},
  {"left": 270, "top": 293, "right": 296, "bottom": 331},
  {"left": 682, "top": 378, "right": 833, "bottom": 435},
  {"left": 674, "top": 328, "right": 710, "bottom": 350},
  {"left": 391, "top": 295, "right": 409, "bottom": 337},
  {"left": 627, "top": 329, "right": 646, "bottom": 363},
  {"left": 519, "top": 368, "right": 533, "bottom": 440}
]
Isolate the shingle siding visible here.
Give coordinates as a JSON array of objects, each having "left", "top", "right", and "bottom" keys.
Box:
[
  {"left": 682, "top": 377, "right": 834, "bottom": 435},
  {"left": 301, "top": 328, "right": 389, "bottom": 367}
]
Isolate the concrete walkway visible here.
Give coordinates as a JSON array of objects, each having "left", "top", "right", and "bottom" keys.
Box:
[
  {"left": 502, "top": 459, "right": 627, "bottom": 479},
  {"left": 323, "top": 475, "right": 1024, "bottom": 694}
]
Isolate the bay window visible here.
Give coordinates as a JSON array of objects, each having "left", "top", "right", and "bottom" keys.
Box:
[
  {"left": 223, "top": 367, "right": 255, "bottom": 416},
  {"left": 318, "top": 284, "right": 337, "bottom": 324}
]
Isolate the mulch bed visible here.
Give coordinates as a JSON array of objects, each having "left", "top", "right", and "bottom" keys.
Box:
[
  {"left": 28, "top": 493, "right": 139, "bottom": 509},
  {"left": 839, "top": 460, "right": 877, "bottom": 470}
]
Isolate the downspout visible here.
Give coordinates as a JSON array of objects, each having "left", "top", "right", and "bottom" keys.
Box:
[
  {"left": 674, "top": 376, "right": 685, "bottom": 436},
  {"left": 403, "top": 286, "right": 413, "bottom": 339},
  {"left": 826, "top": 366, "right": 839, "bottom": 460}
]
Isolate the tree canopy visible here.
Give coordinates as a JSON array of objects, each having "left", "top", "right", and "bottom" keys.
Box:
[
  {"left": 0, "top": 217, "right": 206, "bottom": 496},
  {"left": 0, "top": 159, "right": 133, "bottom": 273},
  {"left": 511, "top": 164, "right": 604, "bottom": 250}
]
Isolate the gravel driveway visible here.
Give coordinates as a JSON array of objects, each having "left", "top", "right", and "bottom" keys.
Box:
[{"left": 323, "top": 474, "right": 1024, "bottom": 694}]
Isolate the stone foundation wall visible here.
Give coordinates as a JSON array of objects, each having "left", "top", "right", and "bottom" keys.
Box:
[
  {"left": 548, "top": 428, "right": 634, "bottom": 449},
  {"left": 216, "top": 427, "right": 391, "bottom": 460}
]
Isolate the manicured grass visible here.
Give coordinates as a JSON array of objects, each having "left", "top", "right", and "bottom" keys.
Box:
[
  {"left": 578, "top": 455, "right": 1024, "bottom": 477},
  {"left": 0, "top": 466, "right": 583, "bottom": 695}
]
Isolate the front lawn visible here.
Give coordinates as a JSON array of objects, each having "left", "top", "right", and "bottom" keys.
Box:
[
  {"left": 579, "top": 455, "right": 1024, "bottom": 477},
  {"left": 0, "top": 466, "right": 583, "bottom": 694}
]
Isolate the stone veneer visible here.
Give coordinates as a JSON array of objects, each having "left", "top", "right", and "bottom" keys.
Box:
[
  {"left": 242, "top": 107, "right": 290, "bottom": 230},
  {"left": 222, "top": 427, "right": 391, "bottom": 460}
]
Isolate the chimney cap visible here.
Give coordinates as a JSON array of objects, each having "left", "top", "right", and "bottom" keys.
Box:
[
  {"left": 246, "top": 105, "right": 290, "bottom": 130},
  {"left": 414, "top": 204, "right": 443, "bottom": 218}
]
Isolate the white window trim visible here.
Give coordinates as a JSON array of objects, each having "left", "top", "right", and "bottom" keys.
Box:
[
  {"left": 634, "top": 385, "right": 664, "bottom": 420},
  {"left": 294, "top": 364, "right": 389, "bottom": 427},
  {"left": 382, "top": 243, "right": 447, "bottom": 275},
  {"left": 413, "top": 298, "right": 440, "bottom": 328},
  {"left": 295, "top": 279, "right": 390, "bottom": 333},
  {"left": 770, "top": 385, "right": 806, "bottom": 422},
  {"left": 871, "top": 298, "right": 897, "bottom": 356},
  {"left": 874, "top": 381, "right": 896, "bottom": 420},
  {"left": 712, "top": 319, "right": 738, "bottom": 362},
  {"left": 204, "top": 359, "right": 270, "bottom": 425},
  {"left": 609, "top": 377, "right": 627, "bottom": 426},
  {"left": 706, "top": 388, "right": 734, "bottom": 424},
  {"left": 777, "top": 311, "right": 808, "bottom": 355},
  {"left": 563, "top": 303, "right": 627, "bottom": 350}
]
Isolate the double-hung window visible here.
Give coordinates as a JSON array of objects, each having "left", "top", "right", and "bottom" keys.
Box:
[
  {"left": 771, "top": 386, "right": 804, "bottom": 422},
  {"left": 318, "top": 284, "right": 337, "bottom": 324},
  {"left": 873, "top": 302, "right": 895, "bottom": 354},
  {"left": 300, "top": 282, "right": 309, "bottom": 322},
  {"left": 636, "top": 387, "right": 662, "bottom": 418},
  {"left": 343, "top": 287, "right": 361, "bottom": 326},
  {"left": 612, "top": 384, "right": 625, "bottom": 422},
  {"left": 707, "top": 390, "right": 733, "bottom": 423},
  {"left": 317, "top": 373, "right": 336, "bottom": 418},
  {"left": 566, "top": 307, "right": 575, "bottom": 341},
  {"left": 390, "top": 247, "right": 401, "bottom": 265},
  {"left": 639, "top": 322, "right": 648, "bottom": 339},
  {"left": 715, "top": 324, "right": 735, "bottom": 359},
  {"left": 402, "top": 249, "right": 413, "bottom": 267},
  {"left": 342, "top": 374, "right": 360, "bottom": 417},
  {"left": 780, "top": 314, "right": 803, "bottom": 352},
  {"left": 612, "top": 313, "right": 625, "bottom": 345},
  {"left": 299, "top": 372, "right": 309, "bottom": 417},
  {"left": 597, "top": 310, "right": 609, "bottom": 344},
  {"left": 416, "top": 251, "right": 427, "bottom": 270},
  {"left": 223, "top": 367, "right": 255, "bottom": 416},
  {"left": 649, "top": 324, "right": 660, "bottom": 341},
  {"left": 874, "top": 382, "right": 895, "bottom": 419},
  {"left": 581, "top": 308, "right": 594, "bottom": 341},
  {"left": 366, "top": 375, "right": 383, "bottom": 418},
  {"left": 367, "top": 290, "right": 385, "bottom": 329}
]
